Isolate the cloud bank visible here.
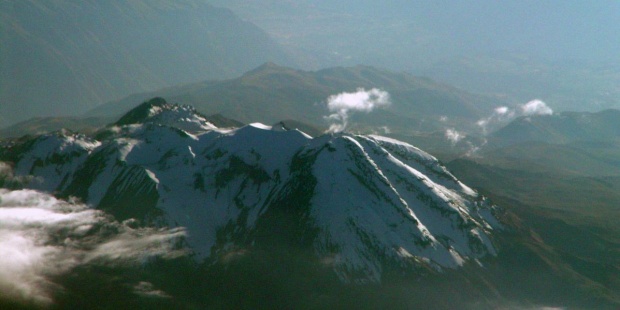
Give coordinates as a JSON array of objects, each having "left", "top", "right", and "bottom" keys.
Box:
[
  {"left": 324, "top": 88, "right": 391, "bottom": 133},
  {"left": 0, "top": 189, "right": 186, "bottom": 306}
]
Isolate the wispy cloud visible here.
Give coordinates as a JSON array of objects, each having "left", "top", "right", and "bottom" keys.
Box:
[
  {"left": 476, "top": 106, "right": 515, "bottom": 135},
  {"left": 132, "top": 281, "right": 171, "bottom": 299},
  {"left": 324, "top": 88, "right": 391, "bottom": 133},
  {"left": 0, "top": 189, "right": 186, "bottom": 306},
  {"left": 464, "top": 139, "right": 487, "bottom": 157}
]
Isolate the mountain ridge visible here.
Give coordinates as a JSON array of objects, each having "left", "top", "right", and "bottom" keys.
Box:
[{"left": 2, "top": 98, "right": 501, "bottom": 283}]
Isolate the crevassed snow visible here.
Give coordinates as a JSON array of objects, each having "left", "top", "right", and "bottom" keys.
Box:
[
  {"left": 356, "top": 136, "right": 495, "bottom": 254},
  {"left": 366, "top": 135, "right": 477, "bottom": 196},
  {"left": 306, "top": 134, "right": 498, "bottom": 281}
]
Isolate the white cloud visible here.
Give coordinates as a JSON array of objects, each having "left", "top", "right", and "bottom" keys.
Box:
[
  {"left": 464, "top": 139, "right": 487, "bottom": 157},
  {"left": 476, "top": 100, "right": 552, "bottom": 135},
  {"left": 521, "top": 99, "right": 553, "bottom": 116},
  {"left": 445, "top": 128, "right": 464, "bottom": 145},
  {"left": 326, "top": 88, "right": 390, "bottom": 112},
  {"left": 324, "top": 88, "right": 391, "bottom": 133},
  {"left": 0, "top": 189, "right": 186, "bottom": 306},
  {"left": 494, "top": 106, "right": 512, "bottom": 116}
]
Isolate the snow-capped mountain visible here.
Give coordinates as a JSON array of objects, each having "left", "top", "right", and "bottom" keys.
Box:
[{"left": 0, "top": 98, "right": 501, "bottom": 283}]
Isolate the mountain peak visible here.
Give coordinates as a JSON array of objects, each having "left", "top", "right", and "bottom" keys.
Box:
[
  {"left": 243, "top": 62, "right": 299, "bottom": 77},
  {"left": 115, "top": 97, "right": 170, "bottom": 126},
  {"left": 252, "top": 61, "right": 285, "bottom": 71},
  {"left": 114, "top": 97, "right": 216, "bottom": 133}
]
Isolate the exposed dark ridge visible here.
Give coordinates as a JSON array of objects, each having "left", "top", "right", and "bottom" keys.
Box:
[
  {"left": 273, "top": 120, "right": 323, "bottom": 137},
  {"left": 115, "top": 97, "right": 169, "bottom": 126}
]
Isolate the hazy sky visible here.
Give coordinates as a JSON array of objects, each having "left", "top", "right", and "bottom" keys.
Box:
[
  {"left": 414, "top": 0, "right": 620, "bottom": 61},
  {"left": 210, "top": 0, "right": 620, "bottom": 64}
]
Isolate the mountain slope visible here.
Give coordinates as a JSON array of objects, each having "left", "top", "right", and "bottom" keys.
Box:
[
  {"left": 489, "top": 109, "right": 620, "bottom": 147},
  {"left": 0, "top": 0, "right": 291, "bottom": 126},
  {"left": 477, "top": 141, "right": 620, "bottom": 177},
  {"left": 2, "top": 98, "right": 500, "bottom": 283},
  {"left": 447, "top": 157, "right": 620, "bottom": 306}
]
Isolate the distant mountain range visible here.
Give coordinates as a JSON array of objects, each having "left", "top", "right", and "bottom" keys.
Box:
[
  {"left": 0, "top": 0, "right": 292, "bottom": 127},
  {"left": 88, "top": 62, "right": 508, "bottom": 135},
  {"left": 0, "top": 116, "right": 113, "bottom": 139}
]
